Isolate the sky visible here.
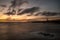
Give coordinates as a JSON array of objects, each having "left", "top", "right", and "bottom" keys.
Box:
[
  {"left": 0, "top": 0, "right": 60, "bottom": 13},
  {"left": 0, "top": 0, "right": 60, "bottom": 21}
]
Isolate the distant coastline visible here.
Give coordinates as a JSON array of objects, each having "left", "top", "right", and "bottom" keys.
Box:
[
  {"left": 0, "top": 19, "right": 60, "bottom": 24},
  {"left": 30, "top": 20, "right": 60, "bottom": 23}
]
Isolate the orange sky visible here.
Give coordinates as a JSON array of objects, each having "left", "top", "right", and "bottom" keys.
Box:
[{"left": 0, "top": 14, "right": 60, "bottom": 22}]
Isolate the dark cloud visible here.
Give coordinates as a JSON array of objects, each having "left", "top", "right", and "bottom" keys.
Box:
[
  {"left": 5, "top": 12, "right": 15, "bottom": 15},
  {"left": 10, "top": 0, "right": 17, "bottom": 8},
  {"left": 18, "top": 0, "right": 28, "bottom": 6},
  {"left": 34, "top": 12, "right": 41, "bottom": 16},
  {"left": 10, "top": 0, "right": 28, "bottom": 8},
  {"left": 7, "top": 0, "right": 28, "bottom": 15},
  {"left": 17, "top": 7, "right": 40, "bottom": 15},
  {"left": 5, "top": 10, "right": 16, "bottom": 15},
  {"left": 5, "top": 9, "right": 16, "bottom": 15},
  {"left": 0, "top": 5, "right": 7, "bottom": 12},
  {"left": 18, "top": 9, "right": 22, "bottom": 13},
  {"left": 41, "top": 12, "right": 60, "bottom": 16},
  {"left": 0, "top": 0, "right": 60, "bottom": 12},
  {"left": 34, "top": 11, "right": 60, "bottom": 16},
  {"left": 0, "top": 5, "right": 6, "bottom": 7}
]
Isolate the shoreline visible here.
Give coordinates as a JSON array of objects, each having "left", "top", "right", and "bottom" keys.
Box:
[{"left": 0, "top": 19, "right": 60, "bottom": 24}]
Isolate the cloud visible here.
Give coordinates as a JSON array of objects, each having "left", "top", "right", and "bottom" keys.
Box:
[
  {"left": 5, "top": 12, "right": 15, "bottom": 15},
  {"left": 10, "top": 0, "right": 28, "bottom": 8},
  {"left": 10, "top": 0, "right": 16, "bottom": 8},
  {"left": 34, "top": 12, "right": 41, "bottom": 16},
  {"left": 41, "top": 12, "right": 60, "bottom": 16},
  {"left": 0, "top": 5, "right": 7, "bottom": 12},
  {"left": 17, "top": 7, "right": 40, "bottom": 15},
  {"left": 0, "top": 5, "right": 6, "bottom": 7},
  {"left": 18, "top": 0, "right": 28, "bottom": 6}
]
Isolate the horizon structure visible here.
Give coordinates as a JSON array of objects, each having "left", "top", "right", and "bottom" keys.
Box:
[{"left": 0, "top": 0, "right": 60, "bottom": 22}]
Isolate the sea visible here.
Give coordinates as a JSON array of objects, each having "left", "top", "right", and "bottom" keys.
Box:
[{"left": 0, "top": 22, "right": 60, "bottom": 40}]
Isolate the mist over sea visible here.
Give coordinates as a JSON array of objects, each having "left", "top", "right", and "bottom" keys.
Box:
[{"left": 0, "top": 22, "right": 60, "bottom": 40}]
